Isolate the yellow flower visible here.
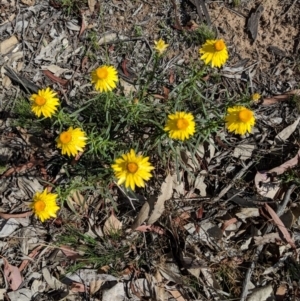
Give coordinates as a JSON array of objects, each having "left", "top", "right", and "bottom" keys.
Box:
[
  {"left": 252, "top": 93, "right": 261, "bottom": 102},
  {"left": 199, "top": 39, "right": 229, "bottom": 68},
  {"left": 30, "top": 189, "right": 59, "bottom": 222},
  {"left": 91, "top": 65, "right": 118, "bottom": 92},
  {"left": 111, "top": 149, "right": 154, "bottom": 191},
  {"left": 56, "top": 127, "right": 87, "bottom": 157},
  {"left": 164, "top": 112, "right": 196, "bottom": 141},
  {"left": 30, "top": 87, "right": 60, "bottom": 118},
  {"left": 225, "top": 106, "right": 255, "bottom": 135},
  {"left": 154, "top": 38, "right": 169, "bottom": 55}
]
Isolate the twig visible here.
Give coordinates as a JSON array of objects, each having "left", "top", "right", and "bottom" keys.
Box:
[
  {"left": 12, "top": 0, "right": 20, "bottom": 35},
  {"left": 281, "top": 0, "right": 298, "bottom": 18},
  {"left": 114, "top": 182, "right": 137, "bottom": 212},
  {"left": 240, "top": 184, "right": 296, "bottom": 300},
  {"left": 210, "top": 160, "right": 254, "bottom": 204},
  {"left": 277, "top": 184, "right": 296, "bottom": 216}
]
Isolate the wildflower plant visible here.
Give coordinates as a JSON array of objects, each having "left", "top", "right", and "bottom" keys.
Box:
[
  {"left": 12, "top": 33, "right": 249, "bottom": 226},
  {"left": 8, "top": 27, "right": 272, "bottom": 291}
]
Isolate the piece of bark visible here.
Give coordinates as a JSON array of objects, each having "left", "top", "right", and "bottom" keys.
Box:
[
  {"left": 247, "top": 4, "right": 264, "bottom": 41},
  {"left": 267, "top": 45, "right": 286, "bottom": 57}
]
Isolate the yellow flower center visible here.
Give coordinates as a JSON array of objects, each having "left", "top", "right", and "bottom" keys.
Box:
[
  {"left": 238, "top": 109, "right": 253, "bottom": 122},
  {"left": 96, "top": 68, "right": 108, "bottom": 79},
  {"left": 214, "top": 40, "right": 225, "bottom": 51},
  {"left": 176, "top": 118, "right": 189, "bottom": 130},
  {"left": 59, "top": 132, "right": 72, "bottom": 144},
  {"left": 127, "top": 162, "right": 138, "bottom": 173},
  {"left": 34, "top": 200, "right": 46, "bottom": 212},
  {"left": 35, "top": 96, "right": 46, "bottom": 106}
]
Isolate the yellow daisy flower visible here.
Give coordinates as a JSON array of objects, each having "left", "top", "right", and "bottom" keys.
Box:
[
  {"left": 111, "top": 149, "right": 154, "bottom": 191},
  {"left": 199, "top": 39, "right": 229, "bottom": 68},
  {"left": 252, "top": 93, "right": 261, "bottom": 102},
  {"left": 30, "top": 87, "right": 60, "bottom": 118},
  {"left": 154, "top": 38, "right": 169, "bottom": 55},
  {"left": 91, "top": 65, "right": 118, "bottom": 92},
  {"left": 30, "top": 189, "right": 60, "bottom": 222},
  {"left": 56, "top": 127, "right": 87, "bottom": 157},
  {"left": 164, "top": 111, "right": 196, "bottom": 141},
  {"left": 225, "top": 106, "right": 255, "bottom": 135}
]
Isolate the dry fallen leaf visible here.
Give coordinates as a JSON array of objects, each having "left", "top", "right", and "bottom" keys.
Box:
[
  {"left": 152, "top": 271, "right": 166, "bottom": 301},
  {"left": 168, "top": 289, "right": 186, "bottom": 301},
  {"left": 59, "top": 245, "right": 81, "bottom": 259},
  {"left": 147, "top": 174, "right": 173, "bottom": 224},
  {"left": 19, "top": 246, "right": 42, "bottom": 272},
  {"left": 20, "top": 0, "right": 35, "bottom": 5},
  {"left": 0, "top": 36, "right": 18, "bottom": 55},
  {"left": 262, "top": 90, "right": 300, "bottom": 106},
  {"left": 221, "top": 218, "right": 238, "bottom": 231},
  {"left": 42, "top": 70, "right": 69, "bottom": 86},
  {"left": 274, "top": 117, "right": 300, "bottom": 144},
  {"left": 236, "top": 208, "right": 260, "bottom": 222},
  {"left": 264, "top": 203, "right": 296, "bottom": 249},
  {"left": 233, "top": 143, "right": 256, "bottom": 160},
  {"left": 7, "top": 288, "right": 32, "bottom": 301},
  {"left": 254, "top": 232, "right": 281, "bottom": 246},
  {"left": 42, "top": 268, "right": 67, "bottom": 291},
  {"left": 70, "top": 282, "right": 85, "bottom": 293},
  {"left": 131, "top": 196, "right": 153, "bottom": 230},
  {"left": 0, "top": 212, "right": 32, "bottom": 220},
  {"left": 103, "top": 211, "right": 122, "bottom": 236},
  {"left": 119, "top": 78, "right": 137, "bottom": 96},
  {"left": 135, "top": 224, "right": 166, "bottom": 235},
  {"left": 88, "top": 0, "right": 96, "bottom": 12},
  {"left": 3, "top": 258, "right": 23, "bottom": 291},
  {"left": 102, "top": 282, "right": 125, "bottom": 301},
  {"left": 247, "top": 284, "right": 273, "bottom": 301},
  {"left": 79, "top": 11, "right": 88, "bottom": 37},
  {"left": 275, "top": 283, "right": 287, "bottom": 301},
  {"left": 41, "top": 65, "right": 71, "bottom": 76},
  {"left": 66, "top": 190, "right": 87, "bottom": 213}
]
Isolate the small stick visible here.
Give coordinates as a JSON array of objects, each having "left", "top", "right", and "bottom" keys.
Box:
[
  {"left": 281, "top": 0, "right": 298, "bottom": 18},
  {"left": 277, "top": 184, "right": 296, "bottom": 217},
  {"left": 115, "top": 182, "right": 137, "bottom": 212},
  {"left": 210, "top": 160, "right": 254, "bottom": 204}
]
